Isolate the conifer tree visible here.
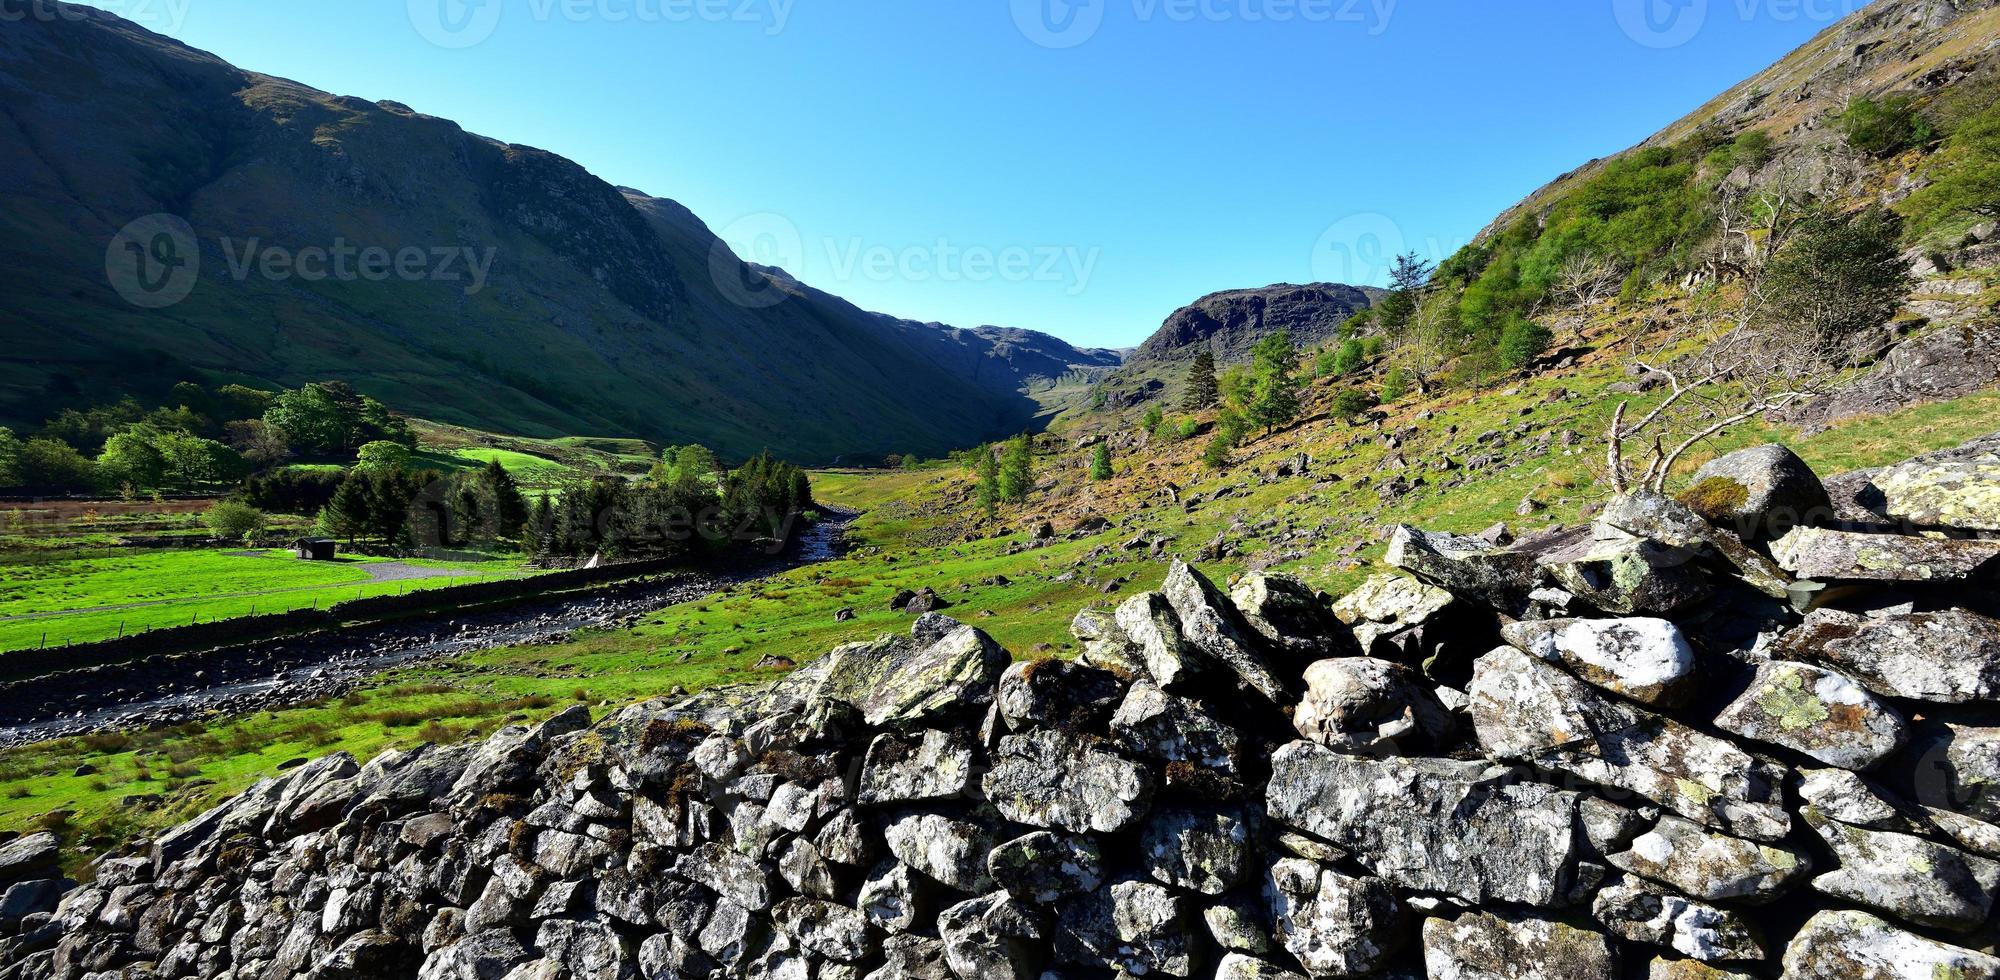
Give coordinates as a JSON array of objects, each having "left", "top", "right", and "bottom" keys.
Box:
[
  {"left": 1183, "top": 350, "right": 1220, "bottom": 410},
  {"left": 1089, "top": 444, "right": 1113, "bottom": 481},
  {"left": 1000, "top": 435, "right": 1034, "bottom": 504}
]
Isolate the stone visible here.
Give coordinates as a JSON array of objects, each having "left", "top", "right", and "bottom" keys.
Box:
[
  {"left": 0, "top": 834, "right": 59, "bottom": 884},
  {"left": 1266, "top": 742, "right": 1585, "bottom": 907},
  {"left": 792, "top": 621, "right": 1011, "bottom": 731},
  {"left": 1421, "top": 910, "right": 1616, "bottom": 980},
  {"left": 1682, "top": 444, "right": 1831, "bottom": 540},
  {"left": 1115, "top": 592, "right": 1203, "bottom": 689},
  {"left": 871, "top": 935, "right": 952, "bottom": 980},
  {"left": 858, "top": 730, "right": 975, "bottom": 806},
  {"left": 882, "top": 813, "right": 996, "bottom": 894},
  {"left": 1535, "top": 532, "right": 1714, "bottom": 617},
  {"left": 1471, "top": 646, "right": 1790, "bottom": 841},
  {"left": 1500, "top": 617, "right": 1695, "bottom": 707},
  {"left": 1712, "top": 660, "right": 1905, "bottom": 771},
  {"left": 1770, "top": 526, "right": 2000, "bottom": 581},
  {"left": 1782, "top": 909, "right": 2000, "bottom": 978},
  {"left": 419, "top": 928, "right": 533, "bottom": 980},
  {"left": 1645, "top": 960, "right": 1758, "bottom": 980},
  {"left": 1907, "top": 722, "right": 2000, "bottom": 823},
  {"left": 533, "top": 918, "right": 631, "bottom": 980},
  {"left": 1138, "top": 808, "right": 1249, "bottom": 896},
  {"left": 776, "top": 838, "right": 838, "bottom": 901},
  {"left": 1109, "top": 681, "right": 1243, "bottom": 792},
  {"left": 987, "top": 832, "right": 1103, "bottom": 905},
  {"left": 858, "top": 861, "right": 928, "bottom": 934},
  {"left": 1216, "top": 952, "right": 1310, "bottom": 980},
  {"left": 1385, "top": 525, "right": 1545, "bottom": 613},
  {"left": 771, "top": 898, "right": 872, "bottom": 962},
  {"left": 1229, "top": 572, "right": 1354, "bottom": 661},
  {"left": 1779, "top": 608, "right": 2000, "bottom": 704},
  {"left": 1163, "top": 560, "right": 1293, "bottom": 704},
  {"left": 936, "top": 893, "right": 1044, "bottom": 980},
  {"left": 1330, "top": 573, "right": 1456, "bottom": 657},
  {"left": 1606, "top": 814, "right": 1810, "bottom": 904},
  {"left": 1291, "top": 657, "right": 1453, "bottom": 752},
  {"left": 1590, "top": 875, "right": 1765, "bottom": 962},
  {"left": 1599, "top": 492, "right": 1791, "bottom": 599},
  {"left": 673, "top": 843, "right": 772, "bottom": 911},
  {"left": 1265, "top": 858, "right": 1405, "bottom": 978},
  {"left": 984, "top": 729, "right": 1153, "bottom": 835},
  {"left": 994, "top": 659, "right": 1124, "bottom": 733},
  {"left": 1805, "top": 809, "right": 2000, "bottom": 931},
  {"left": 1873, "top": 448, "right": 2000, "bottom": 532},
  {"left": 1203, "top": 897, "right": 1277, "bottom": 956}
]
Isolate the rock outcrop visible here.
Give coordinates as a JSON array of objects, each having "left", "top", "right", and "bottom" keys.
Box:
[{"left": 9, "top": 434, "right": 2000, "bottom": 979}]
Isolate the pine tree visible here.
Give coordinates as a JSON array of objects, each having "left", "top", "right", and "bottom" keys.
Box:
[
  {"left": 1000, "top": 435, "right": 1034, "bottom": 504},
  {"left": 1248, "top": 330, "right": 1303, "bottom": 436},
  {"left": 485, "top": 460, "right": 529, "bottom": 540},
  {"left": 1182, "top": 350, "right": 1220, "bottom": 410},
  {"left": 1089, "top": 444, "right": 1113, "bottom": 481},
  {"left": 976, "top": 445, "right": 1001, "bottom": 517}
]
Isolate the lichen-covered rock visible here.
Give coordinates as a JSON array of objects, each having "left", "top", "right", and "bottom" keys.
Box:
[
  {"left": 1805, "top": 809, "right": 2000, "bottom": 931},
  {"left": 995, "top": 660, "right": 1124, "bottom": 733},
  {"left": 1779, "top": 607, "right": 2000, "bottom": 704},
  {"left": 1590, "top": 875, "right": 1765, "bottom": 962},
  {"left": 1907, "top": 721, "right": 2000, "bottom": 823},
  {"left": 1109, "top": 681, "right": 1243, "bottom": 795},
  {"left": 1872, "top": 447, "right": 2000, "bottom": 532},
  {"left": 1682, "top": 444, "right": 1831, "bottom": 540},
  {"left": 1471, "top": 646, "right": 1790, "bottom": 841},
  {"left": 1712, "top": 660, "right": 1906, "bottom": 771},
  {"left": 882, "top": 813, "right": 996, "bottom": 894},
  {"left": 1646, "top": 958, "right": 1759, "bottom": 979},
  {"left": 1265, "top": 858, "right": 1405, "bottom": 978},
  {"left": 858, "top": 730, "right": 975, "bottom": 806},
  {"left": 1330, "top": 573, "right": 1456, "bottom": 658},
  {"left": 983, "top": 729, "right": 1153, "bottom": 834},
  {"left": 1421, "top": 909, "right": 1616, "bottom": 980},
  {"left": 1292, "top": 657, "right": 1453, "bottom": 752},
  {"left": 1500, "top": 617, "right": 1695, "bottom": 707},
  {"left": 674, "top": 844, "right": 772, "bottom": 911},
  {"left": 793, "top": 620, "right": 1011, "bottom": 731},
  {"left": 1138, "top": 807, "right": 1249, "bottom": 896},
  {"left": 1163, "top": 560, "right": 1293, "bottom": 705},
  {"left": 1598, "top": 493, "right": 1791, "bottom": 599},
  {"left": 935, "top": 892, "right": 1044, "bottom": 980},
  {"left": 987, "top": 832, "right": 1103, "bottom": 905},
  {"left": 1266, "top": 742, "right": 1585, "bottom": 907},
  {"left": 1216, "top": 952, "right": 1310, "bottom": 980},
  {"left": 1605, "top": 814, "right": 1809, "bottom": 904},
  {"left": 771, "top": 897, "right": 872, "bottom": 962},
  {"left": 1229, "top": 572, "right": 1354, "bottom": 661},
  {"left": 1770, "top": 525, "right": 2000, "bottom": 581},
  {"left": 1781, "top": 909, "right": 2000, "bottom": 978},
  {"left": 1535, "top": 532, "right": 1714, "bottom": 617},
  {"left": 1115, "top": 592, "right": 1203, "bottom": 690},
  {"left": 1385, "top": 525, "right": 1546, "bottom": 614},
  {"left": 858, "top": 861, "right": 929, "bottom": 934},
  {"left": 1052, "top": 880, "right": 1193, "bottom": 977}
]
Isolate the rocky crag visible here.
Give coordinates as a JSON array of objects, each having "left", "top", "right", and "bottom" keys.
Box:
[{"left": 6, "top": 436, "right": 2000, "bottom": 979}]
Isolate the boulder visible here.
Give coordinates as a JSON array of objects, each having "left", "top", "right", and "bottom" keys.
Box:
[
  {"left": 1266, "top": 742, "right": 1586, "bottom": 907},
  {"left": 1471, "top": 647, "right": 1791, "bottom": 841},
  {"left": 1605, "top": 814, "right": 1810, "bottom": 904},
  {"left": 1499, "top": 617, "right": 1695, "bottom": 707},
  {"left": 792, "top": 620, "right": 1011, "bottom": 731},
  {"left": 1421, "top": 910, "right": 1616, "bottom": 980},
  {"left": 0, "top": 834, "right": 59, "bottom": 884},
  {"left": 936, "top": 893, "right": 1044, "bottom": 980},
  {"left": 1534, "top": 532, "right": 1714, "bottom": 617},
  {"left": 1216, "top": 953, "right": 1310, "bottom": 980},
  {"left": 1590, "top": 875, "right": 1765, "bottom": 963},
  {"left": 983, "top": 730, "right": 1153, "bottom": 835},
  {"left": 1330, "top": 573, "right": 1456, "bottom": 657},
  {"left": 1108, "top": 681, "right": 1244, "bottom": 795},
  {"left": 1052, "top": 880, "right": 1194, "bottom": 977},
  {"left": 1115, "top": 592, "right": 1203, "bottom": 690},
  {"left": 1872, "top": 446, "right": 2000, "bottom": 532},
  {"left": 1385, "top": 525, "right": 1545, "bottom": 614},
  {"left": 1228, "top": 572, "right": 1355, "bottom": 661},
  {"left": 1907, "top": 722, "right": 2000, "bottom": 823},
  {"left": 858, "top": 730, "right": 976, "bottom": 806},
  {"left": 1713, "top": 660, "right": 1905, "bottom": 771},
  {"left": 994, "top": 660, "right": 1124, "bottom": 733},
  {"left": 1681, "top": 444, "right": 1831, "bottom": 540},
  {"left": 1778, "top": 608, "right": 2000, "bottom": 704},
  {"left": 1781, "top": 910, "right": 2000, "bottom": 978},
  {"left": 1598, "top": 493, "right": 1791, "bottom": 599},
  {"left": 1804, "top": 810, "right": 2000, "bottom": 932},
  {"left": 1769, "top": 526, "right": 2000, "bottom": 582},
  {"left": 1138, "top": 808, "right": 1250, "bottom": 896},
  {"left": 1162, "top": 560, "right": 1293, "bottom": 704},
  {"left": 882, "top": 813, "right": 996, "bottom": 894},
  {"left": 1291, "top": 657, "right": 1453, "bottom": 752},
  {"left": 673, "top": 844, "right": 772, "bottom": 911},
  {"left": 1264, "top": 858, "right": 1405, "bottom": 978},
  {"left": 987, "top": 832, "right": 1103, "bottom": 905}
]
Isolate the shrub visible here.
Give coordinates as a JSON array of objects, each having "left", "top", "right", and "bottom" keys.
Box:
[
  {"left": 204, "top": 500, "right": 268, "bottom": 542},
  {"left": 1758, "top": 208, "right": 1909, "bottom": 345},
  {"left": 1332, "top": 338, "right": 1366, "bottom": 376},
  {"left": 1498, "top": 317, "right": 1554, "bottom": 369},
  {"left": 1089, "top": 444, "right": 1113, "bottom": 481},
  {"left": 1331, "top": 389, "right": 1375, "bottom": 420},
  {"left": 1899, "top": 95, "right": 2000, "bottom": 241},
  {"left": 1381, "top": 367, "right": 1411, "bottom": 403},
  {"left": 1838, "top": 95, "right": 1934, "bottom": 157}
]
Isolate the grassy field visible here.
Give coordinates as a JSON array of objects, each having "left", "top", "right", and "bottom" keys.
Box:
[{"left": 0, "top": 548, "right": 532, "bottom": 653}]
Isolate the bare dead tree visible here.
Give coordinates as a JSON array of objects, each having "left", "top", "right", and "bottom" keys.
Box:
[{"left": 1555, "top": 250, "right": 1625, "bottom": 312}]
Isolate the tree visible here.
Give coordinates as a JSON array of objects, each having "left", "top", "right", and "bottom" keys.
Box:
[
  {"left": 1140, "top": 406, "right": 1164, "bottom": 434},
  {"left": 1089, "top": 444, "right": 1113, "bottom": 481},
  {"left": 263, "top": 385, "right": 351, "bottom": 454},
  {"left": 155, "top": 431, "right": 241, "bottom": 491},
  {"left": 0, "top": 427, "right": 18, "bottom": 488},
  {"left": 1182, "top": 350, "right": 1219, "bottom": 410},
  {"left": 1498, "top": 317, "right": 1554, "bottom": 370},
  {"left": 1756, "top": 208, "right": 1910, "bottom": 350},
  {"left": 225, "top": 419, "right": 290, "bottom": 467},
  {"left": 12, "top": 438, "right": 96, "bottom": 491},
  {"left": 321, "top": 477, "right": 372, "bottom": 542},
  {"left": 1381, "top": 367, "right": 1411, "bottom": 403},
  {"left": 1000, "top": 435, "right": 1034, "bottom": 504},
  {"left": 1332, "top": 389, "right": 1375, "bottom": 421},
  {"left": 357, "top": 441, "right": 413, "bottom": 471},
  {"left": 1331, "top": 338, "right": 1366, "bottom": 376},
  {"left": 1395, "top": 292, "right": 1456, "bottom": 394},
  {"left": 204, "top": 500, "right": 267, "bottom": 542},
  {"left": 1247, "top": 331, "right": 1303, "bottom": 436},
  {"left": 485, "top": 461, "right": 530, "bottom": 540},
  {"left": 1554, "top": 250, "right": 1625, "bottom": 314},
  {"left": 1203, "top": 412, "right": 1245, "bottom": 471},
  {"left": 975, "top": 445, "right": 1001, "bottom": 517},
  {"left": 901, "top": 454, "right": 922, "bottom": 471},
  {"left": 1838, "top": 95, "right": 1934, "bottom": 158},
  {"left": 97, "top": 425, "right": 169, "bottom": 491},
  {"left": 1218, "top": 366, "right": 1254, "bottom": 412},
  {"left": 1375, "top": 251, "right": 1435, "bottom": 332}
]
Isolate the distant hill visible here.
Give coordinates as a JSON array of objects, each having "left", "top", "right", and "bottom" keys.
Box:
[
  {"left": 0, "top": 4, "right": 1118, "bottom": 463},
  {"left": 1129, "top": 283, "right": 1384, "bottom": 365}
]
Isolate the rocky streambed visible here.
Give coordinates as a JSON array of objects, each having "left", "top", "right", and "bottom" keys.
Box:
[
  {"left": 3, "top": 439, "right": 2000, "bottom": 978},
  {"left": 0, "top": 514, "right": 850, "bottom": 746}
]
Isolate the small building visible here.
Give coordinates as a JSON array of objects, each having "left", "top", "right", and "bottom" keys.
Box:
[{"left": 293, "top": 537, "right": 337, "bottom": 561}]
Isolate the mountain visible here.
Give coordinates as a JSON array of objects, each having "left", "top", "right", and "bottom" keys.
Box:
[
  {"left": 1128, "top": 283, "right": 1383, "bottom": 365},
  {"left": 0, "top": 4, "right": 1117, "bottom": 463}
]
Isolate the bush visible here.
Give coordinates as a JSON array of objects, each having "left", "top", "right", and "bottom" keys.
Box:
[
  {"left": 1332, "top": 338, "right": 1366, "bottom": 376},
  {"left": 1899, "top": 94, "right": 2000, "bottom": 241},
  {"left": 1381, "top": 367, "right": 1411, "bottom": 403},
  {"left": 204, "top": 500, "right": 268, "bottom": 542},
  {"left": 1331, "top": 389, "right": 1375, "bottom": 420},
  {"left": 1498, "top": 317, "right": 1554, "bottom": 369},
  {"left": 1839, "top": 95, "right": 1934, "bottom": 157},
  {"left": 1759, "top": 208, "right": 1909, "bottom": 345}
]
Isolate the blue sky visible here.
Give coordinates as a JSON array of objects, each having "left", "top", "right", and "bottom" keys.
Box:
[{"left": 78, "top": 0, "right": 1865, "bottom": 348}]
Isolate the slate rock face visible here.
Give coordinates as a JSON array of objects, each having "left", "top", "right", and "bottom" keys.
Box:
[
  {"left": 28, "top": 433, "right": 2000, "bottom": 980},
  {"left": 1770, "top": 525, "right": 2000, "bottom": 582}
]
